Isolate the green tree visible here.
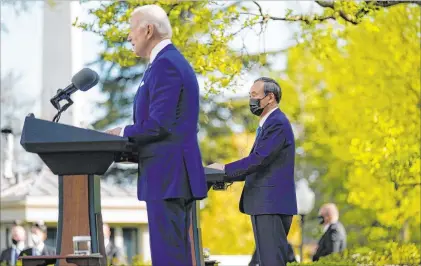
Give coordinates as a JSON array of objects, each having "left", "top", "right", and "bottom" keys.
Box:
[
  {"left": 282, "top": 4, "right": 420, "bottom": 246},
  {"left": 76, "top": 0, "right": 421, "bottom": 257},
  {"left": 76, "top": 1, "right": 265, "bottom": 129}
]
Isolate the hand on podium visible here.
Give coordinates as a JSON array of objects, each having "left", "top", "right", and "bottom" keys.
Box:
[
  {"left": 207, "top": 162, "right": 225, "bottom": 171},
  {"left": 105, "top": 127, "right": 122, "bottom": 136}
]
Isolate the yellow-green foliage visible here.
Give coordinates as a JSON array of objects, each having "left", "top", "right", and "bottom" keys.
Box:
[
  {"left": 283, "top": 4, "right": 420, "bottom": 244},
  {"left": 75, "top": 1, "right": 259, "bottom": 95},
  {"left": 75, "top": 0, "right": 420, "bottom": 257},
  {"left": 287, "top": 242, "right": 421, "bottom": 266}
]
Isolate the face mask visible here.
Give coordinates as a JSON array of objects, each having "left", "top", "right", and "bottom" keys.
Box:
[
  {"left": 31, "top": 233, "right": 41, "bottom": 245},
  {"left": 317, "top": 215, "right": 325, "bottom": 225},
  {"left": 249, "top": 95, "right": 269, "bottom": 116},
  {"left": 12, "top": 239, "right": 24, "bottom": 250}
]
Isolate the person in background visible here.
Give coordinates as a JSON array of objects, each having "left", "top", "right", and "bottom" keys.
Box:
[
  {"left": 312, "top": 203, "right": 347, "bottom": 261},
  {"left": 0, "top": 223, "right": 26, "bottom": 266},
  {"left": 103, "top": 224, "right": 127, "bottom": 265},
  {"left": 20, "top": 221, "right": 55, "bottom": 256}
]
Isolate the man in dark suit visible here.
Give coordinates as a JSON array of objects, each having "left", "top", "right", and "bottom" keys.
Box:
[
  {"left": 105, "top": 4, "right": 207, "bottom": 266},
  {"left": 19, "top": 222, "right": 55, "bottom": 257},
  {"left": 312, "top": 203, "right": 347, "bottom": 261},
  {"left": 208, "top": 77, "right": 298, "bottom": 266},
  {"left": 0, "top": 224, "right": 26, "bottom": 266}
]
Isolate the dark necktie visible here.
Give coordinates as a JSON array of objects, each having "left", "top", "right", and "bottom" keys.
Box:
[
  {"left": 251, "top": 126, "right": 262, "bottom": 153},
  {"left": 134, "top": 63, "right": 152, "bottom": 122},
  {"left": 143, "top": 63, "right": 151, "bottom": 80},
  {"left": 255, "top": 126, "right": 262, "bottom": 141}
]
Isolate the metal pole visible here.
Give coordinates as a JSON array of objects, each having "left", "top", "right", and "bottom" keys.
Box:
[{"left": 300, "top": 214, "right": 305, "bottom": 262}]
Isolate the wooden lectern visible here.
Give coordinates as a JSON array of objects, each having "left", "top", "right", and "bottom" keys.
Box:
[
  {"left": 20, "top": 114, "right": 134, "bottom": 266},
  {"left": 20, "top": 114, "right": 227, "bottom": 266}
]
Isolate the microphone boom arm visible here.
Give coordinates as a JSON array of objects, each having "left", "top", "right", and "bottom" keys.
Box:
[
  {"left": 48, "top": 68, "right": 99, "bottom": 123},
  {"left": 52, "top": 89, "right": 74, "bottom": 123}
]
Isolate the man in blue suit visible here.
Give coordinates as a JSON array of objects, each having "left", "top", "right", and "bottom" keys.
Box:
[
  {"left": 208, "top": 77, "right": 298, "bottom": 266},
  {"left": 106, "top": 5, "right": 207, "bottom": 266}
]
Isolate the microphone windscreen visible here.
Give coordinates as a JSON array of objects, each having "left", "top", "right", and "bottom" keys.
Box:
[{"left": 71, "top": 68, "right": 99, "bottom": 92}]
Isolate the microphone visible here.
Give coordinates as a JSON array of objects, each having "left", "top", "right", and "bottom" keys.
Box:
[{"left": 50, "top": 68, "right": 99, "bottom": 109}]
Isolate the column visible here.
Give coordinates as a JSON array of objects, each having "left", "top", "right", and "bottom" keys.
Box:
[
  {"left": 113, "top": 227, "right": 124, "bottom": 249},
  {"left": 140, "top": 224, "right": 150, "bottom": 263},
  {"left": 41, "top": 1, "right": 75, "bottom": 125}
]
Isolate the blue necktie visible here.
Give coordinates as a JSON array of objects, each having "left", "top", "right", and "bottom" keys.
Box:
[
  {"left": 134, "top": 63, "right": 151, "bottom": 122},
  {"left": 255, "top": 126, "right": 262, "bottom": 141},
  {"left": 12, "top": 248, "right": 18, "bottom": 265}
]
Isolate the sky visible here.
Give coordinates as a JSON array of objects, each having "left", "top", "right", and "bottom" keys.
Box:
[{"left": 1, "top": 0, "right": 318, "bottom": 128}]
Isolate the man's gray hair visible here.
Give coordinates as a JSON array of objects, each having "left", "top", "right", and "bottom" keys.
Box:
[
  {"left": 322, "top": 203, "right": 339, "bottom": 223},
  {"left": 132, "top": 5, "right": 172, "bottom": 39},
  {"left": 254, "top": 77, "right": 282, "bottom": 103}
]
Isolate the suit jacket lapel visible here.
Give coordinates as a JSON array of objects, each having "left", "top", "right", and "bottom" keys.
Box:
[
  {"left": 318, "top": 225, "right": 332, "bottom": 246},
  {"left": 248, "top": 109, "right": 280, "bottom": 154},
  {"left": 249, "top": 128, "right": 262, "bottom": 155},
  {"left": 133, "top": 64, "right": 153, "bottom": 122},
  {"left": 132, "top": 44, "right": 175, "bottom": 122}
]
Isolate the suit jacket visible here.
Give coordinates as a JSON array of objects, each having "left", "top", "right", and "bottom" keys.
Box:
[
  {"left": 312, "top": 222, "right": 347, "bottom": 261},
  {"left": 19, "top": 245, "right": 56, "bottom": 257},
  {"left": 0, "top": 247, "right": 20, "bottom": 266},
  {"left": 123, "top": 44, "right": 207, "bottom": 201},
  {"left": 225, "top": 108, "right": 298, "bottom": 215}
]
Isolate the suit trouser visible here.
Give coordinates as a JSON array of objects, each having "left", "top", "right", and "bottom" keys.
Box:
[
  {"left": 251, "top": 214, "right": 293, "bottom": 266},
  {"left": 146, "top": 198, "right": 194, "bottom": 266}
]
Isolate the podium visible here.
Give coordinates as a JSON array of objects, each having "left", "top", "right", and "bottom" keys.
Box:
[{"left": 20, "top": 114, "right": 228, "bottom": 266}]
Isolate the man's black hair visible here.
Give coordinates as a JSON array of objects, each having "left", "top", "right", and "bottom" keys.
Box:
[{"left": 254, "top": 77, "right": 282, "bottom": 103}]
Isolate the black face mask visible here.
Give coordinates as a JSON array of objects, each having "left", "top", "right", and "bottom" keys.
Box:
[
  {"left": 249, "top": 95, "right": 269, "bottom": 116},
  {"left": 317, "top": 215, "right": 325, "bottom": 225},
  {"left": 12, "top": 239, "right": 18, "bottom": 245}
]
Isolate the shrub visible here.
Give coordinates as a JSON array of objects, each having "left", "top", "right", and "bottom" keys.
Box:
[{"left": 287, "top": 242, "right": 420, "bottom": 266}]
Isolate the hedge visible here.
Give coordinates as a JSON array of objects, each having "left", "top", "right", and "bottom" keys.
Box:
[{"left": 288, "top": 242, "right": 420, "bottom": 266}]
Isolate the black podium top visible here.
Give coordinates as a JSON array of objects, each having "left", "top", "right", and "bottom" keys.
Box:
[
  {"left": 20, "top": 114, "right": 227, "bottom": 183},
  {"left": 21, "top": 114, "right": 132, "bottom": 153},
  {"left": 20, "top": 114, "right": 134, "bottom": 175}
]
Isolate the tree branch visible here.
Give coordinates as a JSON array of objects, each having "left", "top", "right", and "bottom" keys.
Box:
[
  {"left": 244, "top": 0, "right": 420, "bottom": 26},
  {"left": 373, "top": 1, "right": 421, "bottom": 7},
  {"left": 315, "top": 1, "right": 334, "bottom": 8},
  {"left": 240, "top": 11, "right": 335, "bottom": 24},
  {"left": 398, "top": 182, "right": 421, "bottom": 188},
  {"left": 252, "top": 0, "right": 263, "bottom": 16}
]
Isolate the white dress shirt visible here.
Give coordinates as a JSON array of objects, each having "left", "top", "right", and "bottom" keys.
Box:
[
  {"left": 323, "top": 223, "right": 332, "bottom": 233},
  {"left": 119, "top": 39, "right": 172, "bottom": 136},
  {"left": 32, "top": 242, "right": 45, "bottom": 256},
  {"left": 259, "top": 106, "right": 278, "bottom": 128},
  {"left": 149, "top": 38, "right": 172, "bottom": 63}
]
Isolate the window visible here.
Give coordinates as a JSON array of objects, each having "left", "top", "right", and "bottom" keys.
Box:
[
  {"left": 45, "top": 227, "right": 57, "bottom": 248},
  {"left": 122, "top": 227, "right": 139, "bottom": 264}
]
